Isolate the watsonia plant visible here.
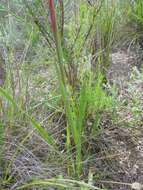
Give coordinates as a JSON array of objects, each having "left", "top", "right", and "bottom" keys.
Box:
[
  {"left": 47, "top": 0, "right": 112, "bottom": 176},
  {"left": 48, "top": 0, "right": 84, "bottom": 175},
  {"left": 22, "top": 0, "right": 113, "bottom": 177}
]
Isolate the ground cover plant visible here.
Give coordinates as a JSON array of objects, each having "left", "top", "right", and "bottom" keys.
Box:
[{"left": 0, "top": 0, "right": 143, "bottom": 190}]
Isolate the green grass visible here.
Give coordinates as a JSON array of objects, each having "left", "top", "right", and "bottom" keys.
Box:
[
  {"left": 16, "top": 178, "right": 104, "bottom": 190},
  {"left": 128, "top": 0, "right": 143, "bottom": 48}
]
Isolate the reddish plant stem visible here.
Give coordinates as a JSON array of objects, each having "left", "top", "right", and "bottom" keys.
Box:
[
  {"left": 58, "top": 0, "right": 64, "bottom": 38},
  {"left": 48, "top": 0, "right": 57, "bottom": 35}
]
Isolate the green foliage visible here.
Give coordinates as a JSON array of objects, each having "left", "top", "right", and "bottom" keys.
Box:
[
  {"left": 129, "top": 0, "right": 143, "bottom": 27},
  {"left": 128, "top": 0, "right": 143, "bottom": 47},
  {"left": 0, "top": 87, "right": 56, "bottom": 148},
  {"left": 93, "top": 0, "right": 123, "bottom": 76}
]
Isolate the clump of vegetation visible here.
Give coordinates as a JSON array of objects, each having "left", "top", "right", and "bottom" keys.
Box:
[
  {"left": 128, "top": 0, "right": 143, "bottom": 48},
  {"left": 0, "top": 1, "right": 143, "bottom": 190}
]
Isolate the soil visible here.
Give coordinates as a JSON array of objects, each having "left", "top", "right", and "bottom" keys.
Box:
[{"left": 107, "top": 50, "right": 141, "bottom": 87}]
